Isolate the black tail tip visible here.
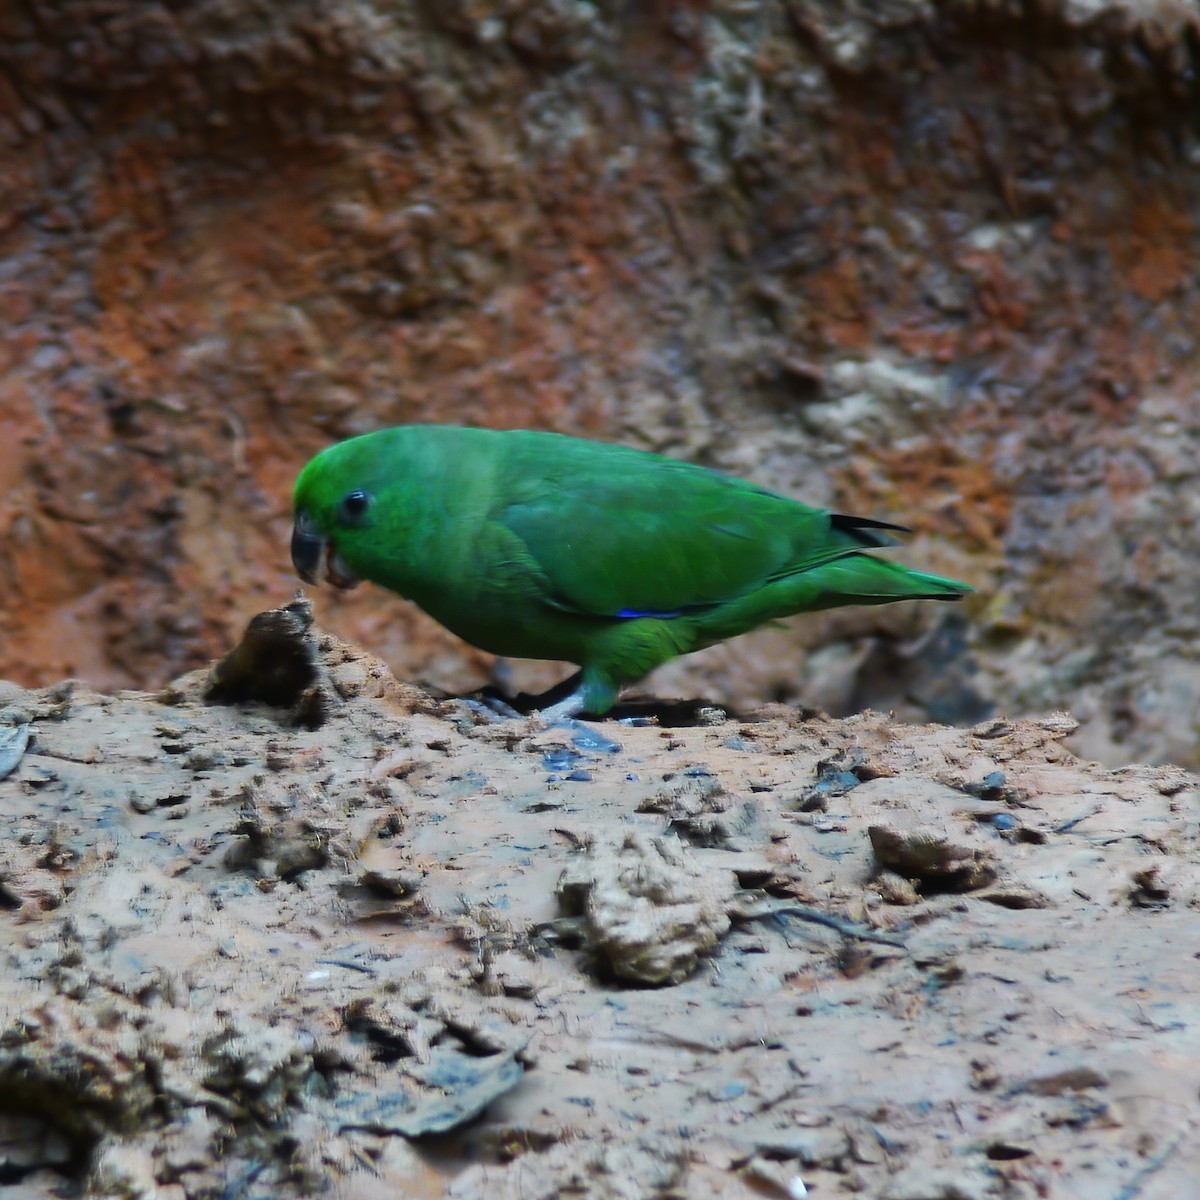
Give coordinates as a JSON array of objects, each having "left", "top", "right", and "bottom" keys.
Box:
[{"left": 830, "top": 513, "right": 910, "bottom": 548}]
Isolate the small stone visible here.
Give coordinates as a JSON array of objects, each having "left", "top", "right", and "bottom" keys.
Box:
[
  {"left": 561, "top": 831, "right": 735, "bottom": 986},
  {"left": 868, "top": 824, "right": 997, "bottom": 892},
  {"left": 0, "top": 723, "right": 31, "bottom": 780},
  {"left": 874, "top": 870, "right": 920, "bottom": 906},
  {"left": 978, "top": 883, "right": 1052, "bottom": 910}
]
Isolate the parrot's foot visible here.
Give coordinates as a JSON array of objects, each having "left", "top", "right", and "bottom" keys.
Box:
[
  {"left": 470, "top": 670, "right": 619, "bottom": 724},
  {"left": 450, "top": 680, "right": 589, "bottom": 725},
  {"left": 530, "top": 668, "right": 620, "bottom": 725}
]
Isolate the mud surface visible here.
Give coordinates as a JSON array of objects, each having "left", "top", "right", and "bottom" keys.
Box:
[{"left": 2, "top": 609, "right": 1198, "bottom": 1198}]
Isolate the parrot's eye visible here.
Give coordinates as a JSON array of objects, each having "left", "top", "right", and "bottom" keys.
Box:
[{"left": 339, "top": 490, "right": 373, "bottom": 523}]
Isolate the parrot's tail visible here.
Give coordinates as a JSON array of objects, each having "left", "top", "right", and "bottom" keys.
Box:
[
  {"left": 681, "top": 553, "right": 973, "bottom": 650},
  {"left": 800, "top": 554, "right": 973, "bottom": 605}
]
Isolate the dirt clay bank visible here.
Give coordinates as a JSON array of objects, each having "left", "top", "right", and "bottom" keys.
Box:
[{"left": 1, "top": 599, "right": 1197, "bottom": 1200}]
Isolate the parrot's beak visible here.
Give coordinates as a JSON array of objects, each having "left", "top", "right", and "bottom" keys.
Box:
[{"left": 291, "top": 511, "right": 361, "bottom": 589}]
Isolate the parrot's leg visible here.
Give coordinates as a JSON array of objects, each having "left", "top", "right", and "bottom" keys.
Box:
[
  {"left": 537, "top": 694, "right": 587, "bottom": 723},
  {"left": 535, "top": 622, "right": 684, "bottom": 721},
  {"left": 532, "top": 668, "right": 620, "bottom": 724}
]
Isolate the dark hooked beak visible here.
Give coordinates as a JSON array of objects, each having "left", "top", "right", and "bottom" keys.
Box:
[
  {"left": 291, "top": 510, "right": 362, "bottom": 589},
  {"left": 291, "top": 511, "right": 325, "bottom": 584}
]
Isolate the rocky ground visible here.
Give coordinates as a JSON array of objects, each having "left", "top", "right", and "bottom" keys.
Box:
[{"left": 2, "top": 601, "right": 1197, "bottom": 1199}]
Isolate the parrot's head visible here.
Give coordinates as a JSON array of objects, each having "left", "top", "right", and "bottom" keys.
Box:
[{"left": 291, "top": 431, "right": 402, "bottom": 590}]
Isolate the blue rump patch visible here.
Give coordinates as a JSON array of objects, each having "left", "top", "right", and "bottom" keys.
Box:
[{"left": 616, "top": 608, "right": 682, "bottom": 620}]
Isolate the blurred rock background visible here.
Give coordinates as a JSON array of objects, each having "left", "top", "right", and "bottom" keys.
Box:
[{"left": 1, "top": 0, "right": 1198, "bottom": 764}]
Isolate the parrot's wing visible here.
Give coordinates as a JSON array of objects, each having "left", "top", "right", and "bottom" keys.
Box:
[{"left": 497, "top": 459, "right": 898, "bottom": 619}]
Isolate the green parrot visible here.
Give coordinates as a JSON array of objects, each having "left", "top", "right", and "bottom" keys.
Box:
[{"left": 291, "top": 425, "right": 972, "bottom": 720}]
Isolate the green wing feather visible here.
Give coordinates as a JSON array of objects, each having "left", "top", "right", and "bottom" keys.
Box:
[{"left": 493, "top": 437, "right": 896, "bottom": 618}]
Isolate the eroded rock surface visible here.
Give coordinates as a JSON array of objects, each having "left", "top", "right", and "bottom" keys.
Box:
[{"left": 2, "top": 621, "right": 1198, "bottom": 1197}]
